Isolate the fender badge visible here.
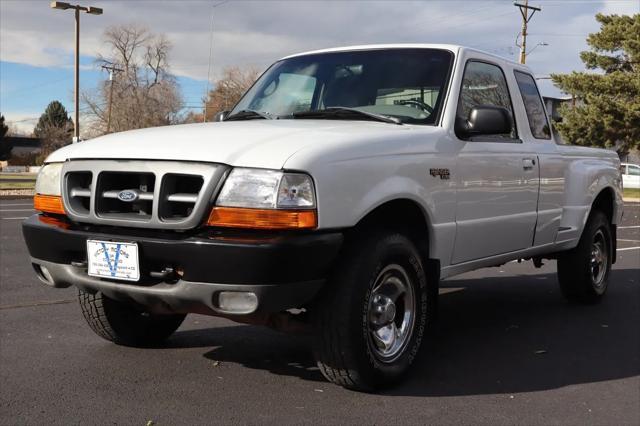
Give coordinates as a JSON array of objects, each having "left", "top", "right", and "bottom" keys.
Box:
[{"left": 429, "top": 168, "right": 450, "bottom": 180}]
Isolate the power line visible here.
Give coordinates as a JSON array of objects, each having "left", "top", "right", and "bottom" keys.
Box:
[{"left": 1, "top": 76, "right": 73, "bottom": 96}]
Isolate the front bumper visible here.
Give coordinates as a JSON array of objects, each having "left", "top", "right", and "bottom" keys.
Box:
[{"left": 22, "top": 215, "right": 343, "bottom": 315}]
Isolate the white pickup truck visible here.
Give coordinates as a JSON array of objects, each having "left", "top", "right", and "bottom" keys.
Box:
[{"left": 24, "top": 44, "right": 623, "bottom": 391}]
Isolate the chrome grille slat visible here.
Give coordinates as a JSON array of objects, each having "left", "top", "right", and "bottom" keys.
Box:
[
  {"left": 70, "top": 188, "right": 91, "bottom": 197},
  {"left": 166, "top": 193, "right": 199, "bottom": 203},
  {"left": 101, "top": 190, "right": 154, "bottom": 201},
  {"left": 61, "top": 160, "right": 228, "bottom": 230}
]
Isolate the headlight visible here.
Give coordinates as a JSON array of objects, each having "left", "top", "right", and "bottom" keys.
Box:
[
  {"left": 216, "top": 168, "right": 315, "bottom": 209},
  {"left": 34, "top": 163, "right": 66, "bottom": 215},
  {"left": 35, "top": 163, "right": 63, "bottom": 196},
  {"left": 208, "top": 168, "right": 317, "bottom": 229}
]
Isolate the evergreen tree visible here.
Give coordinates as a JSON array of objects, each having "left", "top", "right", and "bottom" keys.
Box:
[
  {"left": 33, "top": 101, "right": 74, "bottom": 157},
  {"left": 0, "top": 115, "right": 7, "bottom": 139},
  {"left": 0, "top": 114, "right": 11, "bottom": 161},
  {"left": 551, "top": 13, "right": 640, "bottom": 155},
  {"left": 34, "top": 101, "right": 74, "bottom": 137}
]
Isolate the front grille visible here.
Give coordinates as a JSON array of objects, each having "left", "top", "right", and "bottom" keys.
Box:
[
  {"left": 96, "top": 172, "right": 156, "bottom": 220},
  {"left": 62, "top": 160, "right": 227, "bottom": 229}
]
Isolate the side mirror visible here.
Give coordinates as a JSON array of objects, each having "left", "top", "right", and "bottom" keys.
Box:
[
  {"left": 214, "top": 111, "right": 230, "bottom": 122},
  {"left": 457, "top": 105, "right": 512, "bottom": 139}
]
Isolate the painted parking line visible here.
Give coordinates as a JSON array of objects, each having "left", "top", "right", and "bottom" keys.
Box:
[
  {"left": 618, "top": 239, "right": 640, "bottom": 243},
  {"left": 0, "top": 299, "right": 75, "bottom": 310},
  {"left": 619, "top": 226, "right": 640, "bottom": 229},
  {"left": 0, "top": 209, "right": 34, "bottom": 212},
  {"left": 618, "top": 246, "right": 640, "bottom": 252},
  {"left": 1, "top": 217, "right": 28, "bottom": 220},
  {"left": 0, "top": 203, "right": 34, "bottom": 207}
]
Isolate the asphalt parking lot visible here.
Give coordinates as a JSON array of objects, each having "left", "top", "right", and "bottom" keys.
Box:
[{"left": 1, "top": 198, "right": 638, "bottom": 425}]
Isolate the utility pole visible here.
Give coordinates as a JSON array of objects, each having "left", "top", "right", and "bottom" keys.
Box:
[
  {"left": 203, "top": 0, "right": 231, "bottom": 123},
  {"left": 101, "top": 64, "right": 123, "bottom": 133},
  {"left": 514, "top": 1, "right": 541, "bottom": 64},
  {"left": 50, "top": 2, "right": 103, "bottom": 142}
]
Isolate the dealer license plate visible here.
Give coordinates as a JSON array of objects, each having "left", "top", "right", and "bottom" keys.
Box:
[{"left": 87, "top": 240, "right": 140, "bottom": 282}]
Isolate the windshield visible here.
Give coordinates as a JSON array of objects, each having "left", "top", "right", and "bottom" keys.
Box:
[{"left": 231, "top": 48, "right": 454, "bottom": 125}]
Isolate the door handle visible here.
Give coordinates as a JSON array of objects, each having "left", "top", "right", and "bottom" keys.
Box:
[{"left": 522, "top": 158, "right": 536, "bottom": 170}]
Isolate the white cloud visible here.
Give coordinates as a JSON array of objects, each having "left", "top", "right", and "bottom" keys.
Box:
[
  {"left": 1, "top": 0, "right": 638, "bottom": 92},
  {"left": 601, "top": 0, "right": 640, "bottom": 15},
  {"left": 3, "top": 111, "right": 40, "bottom": 135}
]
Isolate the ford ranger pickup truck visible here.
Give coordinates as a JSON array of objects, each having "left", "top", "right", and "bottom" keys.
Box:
[{"left": 23, "top": 44, "right": 623, "bottom": 391}]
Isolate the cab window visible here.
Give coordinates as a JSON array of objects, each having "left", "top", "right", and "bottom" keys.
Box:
[
  {"left": 456, "top": 61, "right": 516, "bottom": 140},
  {"left": 514, "top": 71, "right": 551, "bottom": 139}
]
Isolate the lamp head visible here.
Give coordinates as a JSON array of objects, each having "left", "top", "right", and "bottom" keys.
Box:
[
  {"left": 50, "top": 1, "right": 72, "bottom": 10},
  {"left": 86, "top": 6, "right": 103, "bottom": 15}
]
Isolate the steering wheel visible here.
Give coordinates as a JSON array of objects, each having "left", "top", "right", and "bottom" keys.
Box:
[{"left": 397, "top": 99, "right": 434, "bottom": 114}]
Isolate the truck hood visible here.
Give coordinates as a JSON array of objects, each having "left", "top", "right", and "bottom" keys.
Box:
[{"left": 47, "top": 120, "right": 426, "bottom": 169}]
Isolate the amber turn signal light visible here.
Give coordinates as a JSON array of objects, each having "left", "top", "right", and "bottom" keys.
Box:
[
  {"left": 34, "top": 194, "right": 66, "bottom": 215},
  {"left": 207, "top": 207, "right": 317, "bottom": 230}
]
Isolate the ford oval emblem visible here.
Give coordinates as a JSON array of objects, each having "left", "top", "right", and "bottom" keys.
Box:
[{"left": 117, "top": 189, "right": 139, "bottom": 202}]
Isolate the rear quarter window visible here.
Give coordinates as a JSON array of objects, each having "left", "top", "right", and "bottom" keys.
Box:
[{"left": 514, "top": 71, "right": 551, "bottom": 139}]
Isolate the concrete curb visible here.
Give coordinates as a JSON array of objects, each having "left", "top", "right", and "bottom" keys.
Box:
[{"left": 0, "top": 189, "right": 35, "bottom": 199}]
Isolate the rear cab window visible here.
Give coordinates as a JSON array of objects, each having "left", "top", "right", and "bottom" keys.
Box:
[{"left": 514, "top": 70, "right": 551, "bottom": 139}]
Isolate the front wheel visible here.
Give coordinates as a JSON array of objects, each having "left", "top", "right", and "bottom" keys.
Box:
[
  {"left": 78, "top": 290, "right": 186, "bottom": 347},
  {"left": 557, "top": 210, "right": 613, "bottom": 303},
  {"left": 312, "top": 230, "right": 435, "bottom": 391}
]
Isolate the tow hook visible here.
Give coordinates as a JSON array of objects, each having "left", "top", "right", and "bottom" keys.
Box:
[{"left": 150, "top": 267, "right": 177, "bottom": 280}]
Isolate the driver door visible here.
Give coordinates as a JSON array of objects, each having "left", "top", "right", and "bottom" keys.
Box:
[{"left": 452, "top": 60, "right": 539, "bottom": 264}]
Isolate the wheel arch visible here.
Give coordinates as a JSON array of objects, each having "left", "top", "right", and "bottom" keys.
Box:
[
  {"left": 590, "top": 186, "right": 616, "bottom": 223},
  {"left": 589, "top": 186, "right": 618, "bottom": 262},
  {"left": 350, "top": 198, "right": 433, "bottom": 264}
]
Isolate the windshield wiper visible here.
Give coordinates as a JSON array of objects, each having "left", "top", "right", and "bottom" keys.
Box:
[
  {"left": 292, "top": 107, "right": 402, "bottom": 125},
  {"left": 225, "top": 109, "right": 273, "bottom": 121}
]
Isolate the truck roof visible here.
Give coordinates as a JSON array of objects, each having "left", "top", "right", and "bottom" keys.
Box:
[{"left": 281, "top": 43, "right": 522, "bottom": 67}]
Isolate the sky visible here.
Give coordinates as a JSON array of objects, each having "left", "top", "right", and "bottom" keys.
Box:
[{"left": 1, "top": 0, "right": 638, "bottom": 134}]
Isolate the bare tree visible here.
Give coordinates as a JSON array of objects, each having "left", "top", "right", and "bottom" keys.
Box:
[
  {"left": 204, "top": 66, "right": 260, "bottom": 121},
  {"left": 84, "top": 24, "right": 182, "bottom": 134}
]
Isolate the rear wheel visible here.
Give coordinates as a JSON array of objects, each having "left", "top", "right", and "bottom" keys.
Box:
[
  {"left": 557, "top": 211, "right": 613, "bottom": 303},
  {"left": 312, "top": 230, "right": 435, "bottom": 391},
  {"left": 78, "top": 290, "right": 186, "bottom": 347}
]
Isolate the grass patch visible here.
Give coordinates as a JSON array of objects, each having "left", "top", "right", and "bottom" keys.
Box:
[
  {"left": 0, "top": 181, "right": 35, "bottom": 189},
  {"left": 0, "top": 173, "right": 37, "bottom": 190},
  {"left": 0, "top": 173, "right": 37, "bottom": 181},
  {"left": 623, "top": 188, "right": 640, "bottom": 199}
]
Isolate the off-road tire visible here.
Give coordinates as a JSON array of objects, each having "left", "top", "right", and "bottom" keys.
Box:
[
  {"left": 557, "top": 210, "right": 613, "bottom": 304},
  {"left": 312, "top": 230, "right": 435, "bottom": 392},
  {"left": 78, "top": 290, "right": 186, "bottom": 347}
]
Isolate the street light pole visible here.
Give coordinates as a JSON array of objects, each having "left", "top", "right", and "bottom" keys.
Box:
[
  {"left": 50, "top": 2, "right": 103, "bottom": 142},
  {"left": 74, "top": 6, "right": 80, "bottom": 142}
]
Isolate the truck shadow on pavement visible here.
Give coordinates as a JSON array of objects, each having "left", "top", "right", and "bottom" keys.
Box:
[
  {"left": 390, "top": 267, "right": 640, "bottom": 396},
  {"left": 169, "top": 268, "right": 639, "bottom": 394},
  {"left": 169, "top": 323, "right": 324, "bottom": 383}
]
